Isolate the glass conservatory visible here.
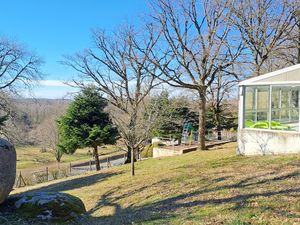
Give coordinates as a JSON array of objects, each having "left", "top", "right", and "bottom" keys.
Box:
[{"left": 238, "top": 64, "right": 300, "bottom": 155}]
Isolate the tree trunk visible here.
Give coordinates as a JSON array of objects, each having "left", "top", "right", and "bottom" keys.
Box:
[
  {"left": 128, "top": 110, "right": 137, "bottom": 176},
  {"left": 125, "top": 147, "right": 131, "bottom": 163},
  {"left": 215, "top": 110, "right": 222, "bottom": 141},
  {"left": 131, "top": 145, "right": 135, "bottom": 176},
  {"left": 125, "top": 146, "right": 137, "bottom": 163},
  {"left": 298, "top": 22, "right": 300, "bottom": 64},
  {"left": 93, "top": 146, "right": 100, "bottom": 171},
  {"left": 198, "top": 88, "right": 207, "bottom": 150},
  {"left": 217, "top": 130, "right": 222, "bottom": 140}
]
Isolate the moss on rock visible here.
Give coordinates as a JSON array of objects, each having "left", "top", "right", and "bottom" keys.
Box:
[{"left": 15, "top": 192, "right": 86, "bottom": 222}]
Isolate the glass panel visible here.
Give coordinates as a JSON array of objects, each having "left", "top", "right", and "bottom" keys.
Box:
[
  {"left": 244, "top": 87, "right": 255, "bottom": 127},
  {"left": 271, "top": 88, "right": 280, "bottom": 109},
  {"left": 244, "top": 86, "right": 269, "bottom": 129},
  {"left": 291, "top": 90, "right": 299, "bottom": 108},
  {"left": 271, "top": 86, "right": 300, "bottom": 131},
  {"left": 257, "top": 87, "right": 269, "bottom": 111},
  {"left": 281, "top": 88, "right": 289, "bottom": 108}
]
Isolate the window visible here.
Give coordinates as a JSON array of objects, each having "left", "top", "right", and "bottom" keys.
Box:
[
  {"left": 244, "top": 85, "right": 300, "bottom": 131},
  {"left": 271, "top": 86, "right": 299, "bottom": 131},
  {"left": 244, "top": 86, "right": 269, "bottom": 129}
]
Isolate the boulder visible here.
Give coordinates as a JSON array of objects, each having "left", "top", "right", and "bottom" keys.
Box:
[
  {"left": 0, "top": 138, "right": 16, "bottom": 204},
  {"left": 15, "top": 192, "right": 86, "bottom": 221}
]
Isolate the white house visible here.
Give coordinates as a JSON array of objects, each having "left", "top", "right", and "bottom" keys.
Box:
[{"left": 238, "top": 64, "right": 300, "bottom": 155}]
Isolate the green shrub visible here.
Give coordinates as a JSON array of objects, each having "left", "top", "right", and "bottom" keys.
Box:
[
  {"left": 141, "top": 144, "right": 153, "bottom": 158},
  {"left": 141, "top": 142, "right": 165, "bottom": 158},
  {"left": 50, "top": 170, "right": 59, "bottom": 180}
]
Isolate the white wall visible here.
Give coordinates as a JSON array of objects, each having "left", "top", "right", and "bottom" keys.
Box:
[{"left": 238, "top": 129, "right": 300, "bottom": 155}]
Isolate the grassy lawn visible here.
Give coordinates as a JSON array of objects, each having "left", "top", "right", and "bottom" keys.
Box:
[
  {"left": 16, "top": 145, "right": 124, "bottom": 171},
  {"left": 7, "top": 142, "right": 300, "bottom": 224}
]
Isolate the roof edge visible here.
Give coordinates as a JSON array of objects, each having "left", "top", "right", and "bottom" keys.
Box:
[{"left": 239, "top": 64, "right": 300, "bottom": 86}]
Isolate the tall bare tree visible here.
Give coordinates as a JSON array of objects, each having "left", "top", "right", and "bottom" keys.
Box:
[
  {"left": 0, "top": 38, "right": 42, "bottom": 139},
  {"left": 273, "top": 8, "right": 300, "bottom": 66},
  {"left": 34, "top": 101, "right": 68, "bottom": 162},
  {"left": 149, "top": 0, "right": 243, "bottom": 149},
  {"left": 0, "top": 38, "right": 42, "bottom": 92},
  {"left": 207, "top": 72, "right": 236, "bottom": 140},
  {"left": 230, "top": 0, "right": 298, "bottom": 76},
  {"left": 64, "top": 25, "right": 161, "bottom": 176}
]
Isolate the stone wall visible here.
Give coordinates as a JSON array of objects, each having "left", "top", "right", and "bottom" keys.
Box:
[{"left": 153, "top": 147, "right": 183, "bottom": 158}]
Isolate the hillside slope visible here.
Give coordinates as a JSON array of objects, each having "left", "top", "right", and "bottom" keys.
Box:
[{"left": 7, "top": 142, "right": 300, "bottom": 225}]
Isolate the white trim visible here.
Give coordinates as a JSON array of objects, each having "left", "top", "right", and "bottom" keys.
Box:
[
  {"left": 238, "top": 86, "right": 244, "bottom": 130},
  {"left": 268, "top": 86, "right": 272, "bottom": 129},
  {"left": 239, "top": 64, "right": 300, "bottom": 86},
  {"left": 242, "top": 127, "right": 300, "bottom": 134},
  {"left": 241, "top": 81, "right": 300, "bottom": 86}
]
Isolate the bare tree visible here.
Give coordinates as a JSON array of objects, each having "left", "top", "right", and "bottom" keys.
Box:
[
  {"left": 37, "top": 115, "right": 62, "bottom": 162},
  {"left": 0, "top": 38, "right": 42, "bottom": 92},
  {"left": 207, "top": 72, "right": 236, "bottom": 140},
  {"left": 149, "top": 0, "right": 243, "bottom": 150},
  {"left": 64, "top": 25, "right": 161, "bottom": 176},
  {"left": 230, "top": 0, "right": 298, "bottom": 76},
  {"left": 0, "top": 38, "right": 42, "bottom": 139},
  {"left": 34, "top": 101, "right": 67, "bottom": 162},
  {"left": 0, "top": 92, "right": 14, "bottom": 139},
  {"left": 273, "top": 8, "right": 300, "bottom": 66}
]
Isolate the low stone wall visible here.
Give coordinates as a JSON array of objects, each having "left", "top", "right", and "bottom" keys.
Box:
[
  {"left": 153, "top": 147, "right": 183, "bottom": 158},
  {"left": 238, "top": 128, "right": 300, "bottom": 155},
  {"left": 153, "top": 141, "right": 231, "bottom": 158}
]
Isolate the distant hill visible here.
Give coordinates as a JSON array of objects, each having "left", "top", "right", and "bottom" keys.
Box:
[{"left": 8, "top": 98, "right": 71, "bottom": 145}]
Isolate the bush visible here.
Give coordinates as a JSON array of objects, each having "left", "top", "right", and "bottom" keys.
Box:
[
  {"left": 51, "top": 170, "right": 59, "bottom": 180},
  {"left": 141, "top": 144, "right": 153, "bottom": 158},
  {"left": 34, "top": 172, "right": 48, "bottom": 183},
  {"left": 141, "top": 142, "right": 163, "bottom": 158},
  {"left": 59, "top": 168, "right": 69, "bottom": 178}
]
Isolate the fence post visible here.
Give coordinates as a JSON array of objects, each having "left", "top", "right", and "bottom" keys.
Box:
[
  {"left": 89, "top": 160, "right": 92, "bottom": 171},
  {"left": 69, "top": 163, "right": 72, "bottom": 175},
  {"left": 46, "top": 167, "right": 49, "bottom": 182}
]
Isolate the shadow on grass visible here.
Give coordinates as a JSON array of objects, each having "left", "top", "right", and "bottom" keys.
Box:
[
  {"left": 12, "top": 171, "right": 122, "bottom": 195},
  {"left": 81, "top": 171, "right": 300, "bottom": 225},
  {"left": 0, "top": 171, "right": 122, "bottom": 225}
]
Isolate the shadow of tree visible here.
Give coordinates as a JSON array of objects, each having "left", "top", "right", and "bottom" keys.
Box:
[
  {"left": 81, "top": 171, "right": 300, "bottom": 225},
  {"left": 11, "top": 171, "right": 122, "bottom": 195},
  {"left": 0, "top": 171, "right": 123, "bottom": 225}
]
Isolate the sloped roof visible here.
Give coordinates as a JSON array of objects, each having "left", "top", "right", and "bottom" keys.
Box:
[{"left": 239, "top": 64, "right": 300, "bottom": 86}]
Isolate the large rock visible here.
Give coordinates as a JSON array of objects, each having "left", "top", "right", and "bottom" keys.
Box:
[
  {"left": 15, "top": 192, "right": 86, "bottom": 221},
  {"left": 0, "top": 138, "right": 16, "bottom": 204}
]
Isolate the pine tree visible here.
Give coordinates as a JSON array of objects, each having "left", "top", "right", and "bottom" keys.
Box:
[{"left": 57, "top": 87, "right": 118, "bottom": 170}]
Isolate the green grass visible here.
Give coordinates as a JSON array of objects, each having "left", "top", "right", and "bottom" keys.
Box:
[
  {"left": 16, "top": 145, "right": 124, "bottom": 171},
  {"left": 6, "top": 142, "right": 300, "bottom": 225}
]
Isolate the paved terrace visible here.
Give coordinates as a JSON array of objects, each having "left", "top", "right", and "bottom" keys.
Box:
[{"left": 153, "top": 140, "right": 232, "bottom": 158}]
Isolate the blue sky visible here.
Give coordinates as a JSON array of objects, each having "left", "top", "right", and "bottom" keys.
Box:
[{"left": 0, "top": 0, "right": 149, "bottom": 98}]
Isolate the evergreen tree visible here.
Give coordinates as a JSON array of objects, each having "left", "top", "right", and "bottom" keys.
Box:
[{"left": 57, "top": 87, "right": 118, "bottom": 170}]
